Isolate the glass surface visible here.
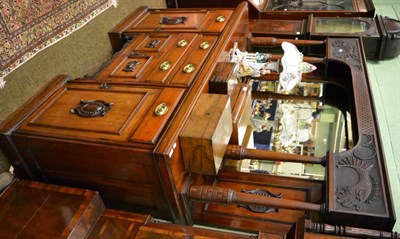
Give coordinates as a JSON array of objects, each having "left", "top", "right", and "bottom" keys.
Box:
[
  {"left": 265, "top": 0, "right": 354, "bottom": 11},
  {"left": 315, "top": 18, "right": 371, "bottom": 33},
  {"left": 223, "top": 80, "right": 353, "bottom": 181}
]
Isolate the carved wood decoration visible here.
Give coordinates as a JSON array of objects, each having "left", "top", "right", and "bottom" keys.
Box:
[
  {"left": 239, "top": 189, "right": 282, "bottom": 213},
  {"left": 327, "top": 38, "right": 394, "bottom": 230}
]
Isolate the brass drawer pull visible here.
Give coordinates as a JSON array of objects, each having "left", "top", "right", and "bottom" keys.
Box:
[
  {"left": 183, "top": 64, "right": 195, "bottom": 73},
  {"left": 177, "top": 39, "right": 188, "bottom": 47},
  {"left": 71, "top": 99, "right": 113, "bottom": 118},
  {"left": 154, "top": 103, "right": 169, "bottom": 116},
  {"left": 160, "top": 61, "right": 171, "bottom": 71},
  {"left": 216, "top": 16, "right": 225, "bottom": 22},
  {"left": 199, "top": 41, "right": 210, "bottom": 50}
]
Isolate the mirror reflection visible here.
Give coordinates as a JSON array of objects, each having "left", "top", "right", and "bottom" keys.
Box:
[
  {"left": 222, "top": 42, "right": 355, "bottom": 180},
  {"left": 315, "top": 18, "right": 371, "bottom": 34},
  {"left": 224, "top": 81, "right": 352, "bottom": 180}
]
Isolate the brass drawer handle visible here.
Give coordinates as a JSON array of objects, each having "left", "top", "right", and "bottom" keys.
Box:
[
  {"left": 160, "top": 61, "right": 171, "bottom": 71},
  {"left": 154, "top": 103, "right": 169, "bottom": 116},
  {"left": 183, "top": 64, "right": 195, "bottom": 73},
  {"left": 216, "top": 16, "right": 225, "bottom": 22},
  {"left": 177, "top": 39, "right": 188, "bottom": 47},
  {"left": 71, "top": 99, "right": 113, "bottom": 118},
  {"left": 199, "top": 41, "right": 210, "bottom": 50}
]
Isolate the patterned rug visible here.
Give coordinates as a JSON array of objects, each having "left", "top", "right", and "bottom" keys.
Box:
[{"left": 0, "top": 0, "right": 115, "bottom": 85}]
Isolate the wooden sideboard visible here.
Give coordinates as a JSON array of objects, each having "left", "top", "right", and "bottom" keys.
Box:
[{"left": 0, "top": 3, "right": 397, "bottom": 238}]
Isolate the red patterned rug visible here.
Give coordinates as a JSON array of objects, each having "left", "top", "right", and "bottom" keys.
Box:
[{"left": 0, "top": 0, "right": 115, "bottom": 84}]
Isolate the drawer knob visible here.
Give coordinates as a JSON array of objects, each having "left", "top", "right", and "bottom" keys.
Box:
[
  {"left": 199, "top": 41, "right": 210, "bottom": 50},
  {"left": 154, "top": 103, "right": 169, "bottom": 116},
  {"left": 183, "top": 64, "right": 195, "bottom": 73},
  {"left": 216, "top": 16, "right": 225, "bottom": 22},
  {"left": 177, "top": 39, "right": 188, "bottom": 47},
  {"left": 160, "top": 61, "right": 171, "bottom": 71}
]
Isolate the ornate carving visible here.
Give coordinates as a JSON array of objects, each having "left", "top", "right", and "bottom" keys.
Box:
[
  {"left": 331, "top": 39, "right": 362, "bottom": 71},
  {"left": 335, "top": 157, "right": 378, "bottom": 211},
  {"left": 122, "top": 60, "right": 140, "bottom": 72},
  {"left": 239, "top": 189, "right": 282, "bottom": 213},
  {"left": 146, "top": 39, "right": 161, "bottom": 48},
  {"left": 160, "top": 16, "right": 187, "bottom": 25},
  {"left": 71, "top": 100, "right": 113, "bottom": 118},
  {"left": 353, "top": 134, "right": 377, "bottom": 160}
]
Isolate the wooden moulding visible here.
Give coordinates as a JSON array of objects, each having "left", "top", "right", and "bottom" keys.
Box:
[{"left": 179, "top": 93, "right": 233, "bottom": 175}]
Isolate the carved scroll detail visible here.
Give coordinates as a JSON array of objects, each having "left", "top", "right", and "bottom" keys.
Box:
[
  {"left": 239, "top": 189, "right": 282, "bottom": 213},
  {"left": 331, "top": 39, "right": 362, "bottom": 71},
  {"left": 335, "top": 157, "right": 378, "bottom": 211},
  {"left": 71, "top": 100, "right": 113, "bottom": 118},
  {"left": 353, "top": 134, "right": 377, "bottom": 160}
]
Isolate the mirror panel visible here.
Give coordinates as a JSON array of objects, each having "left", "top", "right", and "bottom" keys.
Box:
[
  {"left": 265, "top": 0, "right": 354, "bottom": 11},
  {"left": 315, "top": 18, "right": 371, "bottom": 33}
]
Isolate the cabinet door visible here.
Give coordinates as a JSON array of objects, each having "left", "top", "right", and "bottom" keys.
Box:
[{"left": 16, "top": 82, "right": 185, "bottom": 147}]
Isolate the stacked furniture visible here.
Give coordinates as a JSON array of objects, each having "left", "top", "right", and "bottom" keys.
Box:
[{"left": 0, "top": 3, "right": 397, "bottom": 238}]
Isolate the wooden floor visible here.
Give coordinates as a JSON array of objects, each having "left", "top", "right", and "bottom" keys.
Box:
[{"left": 368, "top": 0, "right": 400, "bottom": 232}]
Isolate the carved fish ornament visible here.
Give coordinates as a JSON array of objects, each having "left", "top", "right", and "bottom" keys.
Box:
[{"left": 335, "top": 157, "right": 378, "bottom": 211}]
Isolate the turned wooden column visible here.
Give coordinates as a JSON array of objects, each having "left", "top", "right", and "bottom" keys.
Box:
[
  {"left": 189, "top": 185, "right": 325, "bottom": 213},
  {"left": 249, "top": 37, "right": 326, "bottom": 48},
  {"left": 225, "top": 145, "right": 326, "bottom": 166},
  {"left": 305, "top": 220, "right": 399, "bottom": 239}
]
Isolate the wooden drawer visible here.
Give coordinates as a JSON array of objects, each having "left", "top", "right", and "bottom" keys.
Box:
[
  {"left": 16, "top": 82, "right": 185, "bottom": 146},
  {"left": 122, "top": 8, "right": 233, "bottom": 33},
  {"left": 96, "top": 33, "right": 218, "bottom": 87}
]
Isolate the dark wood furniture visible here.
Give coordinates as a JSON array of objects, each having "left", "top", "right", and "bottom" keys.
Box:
[
  {"left": 0, "top": 3, "right": 397, "bottom": 239},
  {"left": 166, "top": 0, "right": 376, "bottom": 19},
  {"left": 249, "top": 15, "right": 400, "bottom": 60},
  {"left": 0, "top": 180, "right": 258, "bottom": 239}
]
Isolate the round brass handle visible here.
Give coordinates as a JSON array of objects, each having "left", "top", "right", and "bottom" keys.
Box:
[
  {"left": 216, "top": 16, "right": 225, "bottom": 22},
  {"left": 154, "top": 103, "right": 169, "bottom": 116},
  {"left": 183, "top": 64, "right": 195, "bottom": 74},
  {"left": 160, "top": 61, "right": 171, "bottom": 71},
  {"left": 199, "top": 41, "right": 210, "bottom": 50},
  {"left": 177, "top": 39, "right": 188, "bottom": 47}
]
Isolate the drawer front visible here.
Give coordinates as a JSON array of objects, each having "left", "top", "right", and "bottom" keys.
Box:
[
  {"left": 97, "top": 34, "right": 178, "bottom": 83},
  {"left": 127, "top": 9, "right": 232, "bottom": 33},
  {"left": 17, "top": 82, "right": 185, "bottom": 146},
  {"left": 97, "top": 33, "right": 217, "bottom": 87}
]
